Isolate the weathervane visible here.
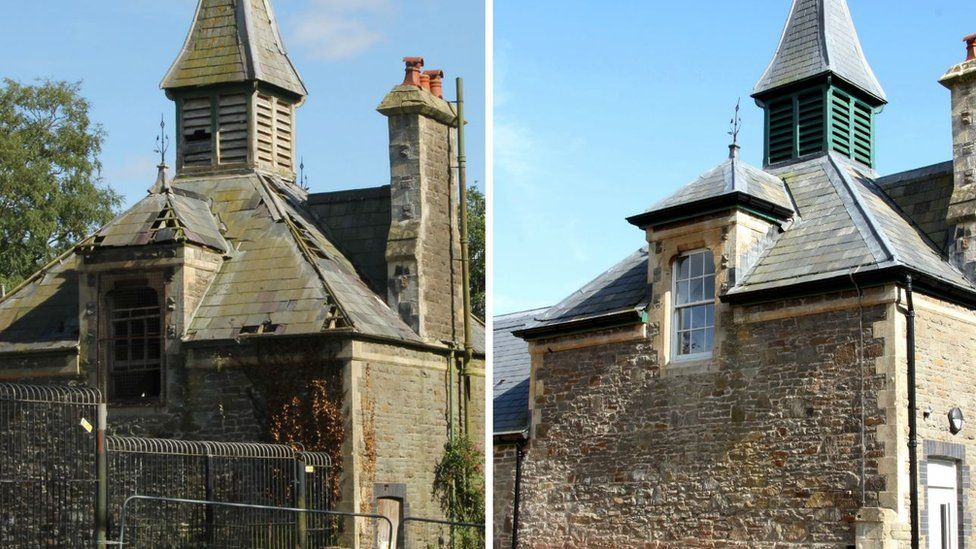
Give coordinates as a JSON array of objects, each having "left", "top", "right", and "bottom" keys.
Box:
[
  {"left": 728, "top": 98, "right": 742, "bottom": 146},
  {"left": 154, "top": 114, "right": 170, "bottom": 166},
  {"left": 299, "top": 157, "right": 309, "bottom": 190}
]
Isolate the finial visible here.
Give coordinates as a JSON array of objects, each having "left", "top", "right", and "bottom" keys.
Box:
[
  {"left": 728, "top": 98, "right": 742, "bottom": 159},
  {"left": 299, "top": 157, "right": 309, "bottom": 190},
  {"left": 150, "top": 115, "right": 172, "bottom": 194}
]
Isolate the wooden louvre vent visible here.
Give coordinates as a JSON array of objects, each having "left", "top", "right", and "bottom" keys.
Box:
[
  {"left": 218, "top": 94, "right": 248, "bottom": 164},
  {"left": 181, "top": 97, "right": 213, "bottom": 167},
  {"left": 254, "top": 93, "right": 295, "bottom": 172},
  {"left": 767, "top": 98, "right": 794, "bottom": 165}
]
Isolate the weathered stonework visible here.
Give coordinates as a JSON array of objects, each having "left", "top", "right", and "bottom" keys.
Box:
[
  {"left": 494, "top": 440, "right": 520, "bottom": 549},
  {"left": 941, "top": 57, "right": 976, "bottom": 280},
  {"left": 379, "top": 85, "right": 464, "bottom": 344}
]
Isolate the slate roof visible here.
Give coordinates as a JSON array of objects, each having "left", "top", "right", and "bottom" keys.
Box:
[
  {"left": 518, "top": 247, "right": 649, "bottom": 336},
  {"left": 876, "top": 161, "right": 954, "bottom": 251},
  {"left": 637, "top": 149, "right": 794, "bottom": 224},
  {"left": 93, "top": 182, "right": 229, "bottom": 253},
  {"left": 754, "top": 0, "right": 886, "bottom": 103},
  {"left": 493, "top": 308, "right": 546, "bottom": 435},
  {"left": 728, "top": 153, "right": 974, "bottom": 297},
  {"left": 162, "top": 0, "right": 307, "bottom": 97},
  {"left": 0, "top": 253, "right": 80, "bottom": 354},
  {"left": 308, "top": 187, "right": 392, "bottom": 297}
]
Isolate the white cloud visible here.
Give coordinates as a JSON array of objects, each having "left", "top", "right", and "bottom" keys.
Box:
[{"left": 289, "top": 0, "right": 395, "bottom": 61}]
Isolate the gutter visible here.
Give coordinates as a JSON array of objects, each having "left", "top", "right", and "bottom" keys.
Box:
[
  {"left": 626, "top": 191, "right": 793, "bottom": 230},
  {"left": 513, "top": 309, "right": 644, "bottom": 341}
]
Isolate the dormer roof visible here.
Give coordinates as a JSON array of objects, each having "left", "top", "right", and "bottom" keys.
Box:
[
  {"left": 161, "top": 0, "right": 307, "bottom": 98},
  {"left": 753, "top": 0, "right": 886, "bottom": 104}
]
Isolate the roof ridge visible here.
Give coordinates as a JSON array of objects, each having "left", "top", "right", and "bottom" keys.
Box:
[{"left": 826, "top": 153, "right": 898, "bottom": 265}]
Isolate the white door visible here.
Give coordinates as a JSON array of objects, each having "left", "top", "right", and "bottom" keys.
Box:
[{"left": 927, "top": 460, "right": 959, "bottom": 549}]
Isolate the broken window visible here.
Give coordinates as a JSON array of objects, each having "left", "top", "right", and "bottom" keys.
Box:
[
  {"left": 107, "top": 286, "right": 163, "bottom": 403},
  {"left": 182, "top": 97, "right": 214, "bottom": 167},
  {"left": 672, "top": 249, "right": 715, "bottom": 359}
]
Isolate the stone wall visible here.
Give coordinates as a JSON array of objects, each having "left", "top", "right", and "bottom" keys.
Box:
[
  {"left": 494, "top": 440, "right": 519, "bottom": 549},
  {"left": 520, "top": 290, "right": 894, "bottom": 547},
  {"left": 911, "top": 292, "right": 976, "bottom": 547},
  {"left": 352, "top": 340, "right": 485, "bottom": 547}
]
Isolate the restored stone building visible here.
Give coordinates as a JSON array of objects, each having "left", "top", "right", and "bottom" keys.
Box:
[
  {"left": 504, "top": 1, "right": 976, "bottom": 547},
  {"left": 0, "top": 1, "right": 483, "bottom": 547}
]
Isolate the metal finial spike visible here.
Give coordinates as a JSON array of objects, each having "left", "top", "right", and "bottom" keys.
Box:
[
  {"left": 154, "top": 114, "right": 170, "bottom": 166},
  {"left": 728, "top": 98, "right": 742, "bottom": 146}
]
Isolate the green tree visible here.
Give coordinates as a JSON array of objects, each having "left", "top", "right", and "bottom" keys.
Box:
[
  {"left": 0, "top": 79, "right": 120, "bottom": 290},
  {"left": 466, "top": 186, "right": 485, "bottom": 319},
  {"left": 432, "top": 435, "right": 485, "bottom": 547}
]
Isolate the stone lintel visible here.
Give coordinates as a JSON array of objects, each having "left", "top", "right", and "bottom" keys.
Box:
[{"left": 377, "top": 85, "right": 457, "bottom": 126}]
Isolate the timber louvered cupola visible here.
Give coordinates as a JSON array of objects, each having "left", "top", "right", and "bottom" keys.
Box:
[
  {"left": 161, "top": 0, "right": 307, "bottom": 179},
  {"left": 753, "top": 0, "right": 886, "bottom": 168}
]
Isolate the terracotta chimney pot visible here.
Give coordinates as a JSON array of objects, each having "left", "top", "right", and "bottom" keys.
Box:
[
  {"left": 424, "top": 70, "right": 445, "bottom": 98},
  {"left": 966, "top": 34, "right": 976, "bottom": 61},
  {"left": 402, "top": 57, "right": 424, "bottom": 87},
  {"left": 420, "top": 73, "right": 431, "bottom": 91}
]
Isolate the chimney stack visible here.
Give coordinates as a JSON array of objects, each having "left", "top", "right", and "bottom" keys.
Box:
[
  {"left": 941, "top": 34, "right": 976, "bottom": 279},
  {"left": 377, "top": 58, "right": 462, "bottom": 342}
]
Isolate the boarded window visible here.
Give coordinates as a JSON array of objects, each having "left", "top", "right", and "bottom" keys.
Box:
[
  {"left": 672, "top": 249, "right": 715, "bottom": 359},
  {"left": 107, "top": 286, "right": 163, "bottom": 403},
  {"left": 181, "top": 97, "right": 213, "bottom": 167},
  {"left": 218, "top": 94, "right": 248, "bottom": 164}
]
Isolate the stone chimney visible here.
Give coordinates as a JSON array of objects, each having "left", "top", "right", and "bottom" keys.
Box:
[
  {"left": 377, "top": 58, "right": 463, "bottom": 344},
  {"left": 941, "top": 34, "right": 976, "bottom": 278}
]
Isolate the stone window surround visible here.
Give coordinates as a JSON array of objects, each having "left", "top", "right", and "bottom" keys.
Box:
[
  {"left": 921, "top": 439, "right": 972, "bottom": 548},
  {"left": 670, "top": 248, "right": 716, "bottom": 361},
  {"left": 98, "top": 270, "right": 168, "bottom": 408}
]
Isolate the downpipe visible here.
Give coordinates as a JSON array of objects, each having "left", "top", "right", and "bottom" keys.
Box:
[
  {"left": 512, "top": 436, "right": 526, "bottom": 549},
  {"left": 906, "top": 275, "right": 919, "bottom": 549}
]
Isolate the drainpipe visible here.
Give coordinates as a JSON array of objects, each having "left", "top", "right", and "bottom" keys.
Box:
[
  {"left": 456, "top": 77, "right": 473, "bottom": 437},
  {"left": 906, "top": 274, "right": 920, "bottom": 549},
  {"left": 511, "top": 436, "right": 526, "bottom": 549}
]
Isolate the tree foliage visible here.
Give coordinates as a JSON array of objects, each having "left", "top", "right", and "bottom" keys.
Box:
[
  {"left": 466, "top": 186, "right": 485, "bottom": 320},
  {"left": 0, "top": 79, "right": 121, "bottom": 290},
  {"left": 431, "top": 435, "right": 485, "bottom": 547}
]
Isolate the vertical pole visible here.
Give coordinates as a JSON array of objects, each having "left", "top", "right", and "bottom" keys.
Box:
[
  {"left": 95, "top": 403, "right": 108, "bottom": 546},
  {"left": 295, "top": 455, "right": 308, "bottom": 549},
  {"left": 204, "top": 451, "right": 215, "bottom": 544},
  {"left": 456, "top": 76, "right": 473, "bottom": 438},
  {"left": 906, "top": 275, "right": 920, "bottom": 549}
]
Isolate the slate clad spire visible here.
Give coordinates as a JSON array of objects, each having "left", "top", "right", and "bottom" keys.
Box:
[
  {"left": 161, "top": 0, "right": 306, "bottom": 97},
  {"left": 753, "top": 0, "right": 886, "bottom": 169},
  {"left": 163, "top": 0, "right": 306, "bottom": 180}
]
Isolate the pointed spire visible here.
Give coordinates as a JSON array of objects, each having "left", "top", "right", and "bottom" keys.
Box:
[
  {"left": 162, "top": 0, "right": 306, "bottom": 98},
  {"left": 753, "top": 0, "right": 885, "bottom": 104}
]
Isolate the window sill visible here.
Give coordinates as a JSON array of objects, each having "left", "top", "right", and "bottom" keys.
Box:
[{"left": 664, "top": 355, "right": 715, "bottom": 375}]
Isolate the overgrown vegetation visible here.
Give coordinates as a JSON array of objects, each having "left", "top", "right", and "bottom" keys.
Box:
[
  {"left": 0, "top": 79, "right": 121, "bottom": 290},
  {"left": 466, "top": 187, "right": 485, "bottom": 320},
  {"left": 431, "top": 435, "right": 485, "bottom": 548}
]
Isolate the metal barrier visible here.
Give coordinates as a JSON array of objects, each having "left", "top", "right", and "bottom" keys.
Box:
[
  {"left": 116, "top": 495, "right": 391, "bottom": 548},
  {"left": 0, "top": 383, "right": 102, "bottom": 547},
  {"left": 398, "top": 517, "right": 485, "bottom": 549},
  {"left": 106, "top": 436, "right": 334, "bottom": 546}
]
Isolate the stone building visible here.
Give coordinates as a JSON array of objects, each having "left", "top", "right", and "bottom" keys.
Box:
[
  {"left": 503, "top": 0, "right": 976, "bottom": 547},
  {"left": 0, "top": 1, "right": 484, "bottom": 547}
]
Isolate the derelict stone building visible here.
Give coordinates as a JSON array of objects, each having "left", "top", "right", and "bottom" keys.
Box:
[
  {"left": 501, "top": 1, "right": 976, "bottom": 547},
  {"left": 0, "top": 0, "right": 484, "bottom": 544}
]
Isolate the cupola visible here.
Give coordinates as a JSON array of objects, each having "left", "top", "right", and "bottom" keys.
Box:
[
  {"left": 753, "top": 0, "right": 886, "bottom": 168},
  {"left": 161, "top": 0, "right": 307, "bottom": 180}
]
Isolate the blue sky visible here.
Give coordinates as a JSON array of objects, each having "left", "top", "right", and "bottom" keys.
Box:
[
  {"left": 0, "top": 0, "right": 484, "bottom": 208},
  {"left": 494, "top": 0, "right": 975, "bottom": 315}
]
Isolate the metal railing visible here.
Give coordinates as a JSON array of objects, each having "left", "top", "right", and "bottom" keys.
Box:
[
  {"left": 398, "top": 517, "right": 485, "bottom": 549},
  {"left": 0, "top": 383, "right": 102, "bottom": 548},
  {"left": 115, "top": 495, "right": 391, "bottom": 548},
  {"left": 106, "top": 436, "right": 334, "bottom": 545}
]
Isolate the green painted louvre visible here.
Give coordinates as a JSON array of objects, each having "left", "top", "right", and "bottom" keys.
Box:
[
  {"left": 796, "top": 90, "right": 824, "bottom": 156},
  {"left": 767, "top": 98, "right": 794, "bottom": 164},
  {"left": 763, "top": 84, "right": 876, "bottom": 168}
]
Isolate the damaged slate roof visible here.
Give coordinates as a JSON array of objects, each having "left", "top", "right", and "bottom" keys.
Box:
[
  {"left": 0, "top": 253, "right": 80, "bottom": 354},
  {"left": 517, "top": 247, "right": 649, "bottom": 337},
  {"left": 92, "top": 182, "right": 228, "bottom": 253},
  {"left": 631, "top": 149, "right": 795, "bottom": 227},
  {"left": 727, "top": 153, "right": 974, "bottom": 297},
  {"left": 175, "top": 172, "right": 422, "bottom": 343},
  {"left": 493, "top": 308, "right": 546, "bottom": 435},
  {"left": 753, "top": 0, "right": 886, "bottom": 103},
  {"left": 161, "top": 0, "right": 307, "bottom": 97}
]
